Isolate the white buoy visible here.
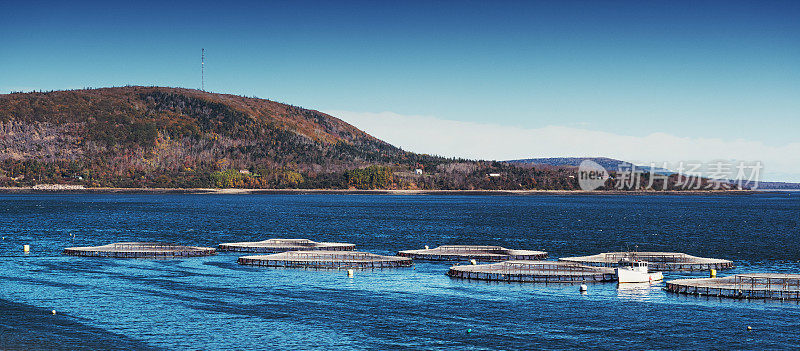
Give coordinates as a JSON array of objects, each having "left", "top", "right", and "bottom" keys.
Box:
[
  {"left": 580, "top": 284, "right": 588, "bottom": 293},
  {"left": 347, "top": 269, "right": 354, "bottom": 278},
  {"left": 470, "top": 259, "right": 477, "bottom": 265},
  {"left": 51, "top": 310, "right": 56, "bottom": 315},
  {"left": 23, "top": 244, "right": 30, "bottom": 253},
  {"left": 424, "top": 245, "right": 429, "bottom": 250}
]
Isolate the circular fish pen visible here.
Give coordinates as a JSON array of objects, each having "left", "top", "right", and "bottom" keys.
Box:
[
  {"left": 63, "top": 242, "right": 216, "bottom": 258},
  {"left": 238, "top": 251, "right": 413, "bottom": 269},
  {"left": 218, "top": 238, "right": 355, "bottom": 253},
  {"left": 448, "top": 260, "right": 616, "bottom": 283},
  {"left": 397, "top": 245, "right": 548, "bottom": 262},
  {"left": 559, "top": 252, "right": 733, "bottom": 272},
  {"left": 666, "top": 274, "right": 800, "bottom": 300}
]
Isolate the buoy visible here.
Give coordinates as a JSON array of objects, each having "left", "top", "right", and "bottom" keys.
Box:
[
  {"left": 747, "top": 326, "right": 752, "bottom": 331},
  {"left": 580, "top": 284, "right": 588, "bottom": 293},
  {"left": 347, "top": 269, "right": 354, "bottom": 278},
  {"left": 710, "top": 269, "right": 717, "bottom": 278},
  {"left": 23, "top": 244, "right": 30, "bottom": 253},
  {"left": 470, "top": 259, "right": 477, "bottom": 265},
  {"left": 424, "top": 245, "right": 429, "bottom": 250},
  {"left": 51, "top": 310, "right": 56, "bottom": 315}
]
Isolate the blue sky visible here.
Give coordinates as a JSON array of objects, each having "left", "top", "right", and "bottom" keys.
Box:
[{"left": 2, "top": 1, "right": 799, "bottom": 181}]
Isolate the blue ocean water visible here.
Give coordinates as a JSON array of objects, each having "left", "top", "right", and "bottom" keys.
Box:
[{"left": 1, "top": 193, "right": 799, "bottom": 350}]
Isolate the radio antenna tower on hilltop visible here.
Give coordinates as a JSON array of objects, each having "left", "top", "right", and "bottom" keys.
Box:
[{"left": 201, "top": 48, "right": 205, "bottom": 91}]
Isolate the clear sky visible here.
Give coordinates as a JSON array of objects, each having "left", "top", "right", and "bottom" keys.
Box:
[{"left": 2, "top": 1, "right": 799, "bottom": 181}]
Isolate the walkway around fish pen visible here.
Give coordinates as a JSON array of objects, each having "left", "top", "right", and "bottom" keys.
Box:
[
  {"left": 398, "top": 245, "right": 548, "bottom": 262},
  {"left": 218, "top": 238, "right": 355, "bottom": 253},
  {"left": 63, "top": 242, "right": 216, "bottom": 258},
  {"left": 448, "top": 260, "right": 616, "bottom": 283},
  {"left": 559, "top": 252, "right": 733, "bottom": 272},
  {"left": 238, "top": 251, "right": 413, "bottom": 269},
  {"left": 666, "top": 274, "right": 800, "bottom": 300}
]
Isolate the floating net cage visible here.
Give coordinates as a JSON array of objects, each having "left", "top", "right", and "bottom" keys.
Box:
[
  {"left": 63, "top": 242, "right": 216, "bottom": 258},
  {"left": 666, "top": 274, "right": 800, "bottom": 300},
  {"left": 448, "top": 260, "right": 616, "bottom": 283},
  {"left": 559, "top": 252, "right": 733, "bottom": 272},
  {"left": 397, "top": 245, "right": 548, "bottom": 262},
  {"left": 238, "top": 250, "right": 413, "bottom": 269},
  {"left": 218, "top": 238, "right": 355, "bottom": 253}
]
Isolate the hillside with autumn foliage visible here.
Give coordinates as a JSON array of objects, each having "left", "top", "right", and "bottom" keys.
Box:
[{"left": 0, "top": 86, "right": 735, "bottom": 190}]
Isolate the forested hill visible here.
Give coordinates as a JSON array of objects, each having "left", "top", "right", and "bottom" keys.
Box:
[
  {"left": 0, "top": 87, "right": 728, "bottom": 191},
  {"left": 507, "top": 157, "right": 626, "bottom": 170},
  {"left": 506, "top": 157, "right": 674, "bottom": 175},
  {"left": 0, "top": 86, "right": 427, "bottom": 188},
  {"left": 0, "top": 86, "right": 402, "bottom": 167}
]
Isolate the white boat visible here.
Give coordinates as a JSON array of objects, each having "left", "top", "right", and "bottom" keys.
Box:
[{"left": 615, "top": 259, "right": 663, "bottom": 283}]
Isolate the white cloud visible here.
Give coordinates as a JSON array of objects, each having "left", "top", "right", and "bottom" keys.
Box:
[{"left": 328, "top": 110, "right": 800, "bottom": 182}]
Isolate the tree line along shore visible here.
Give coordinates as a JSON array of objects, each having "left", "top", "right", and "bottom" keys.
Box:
[{"left": 0, "top": 186, "right": 759, "bottom": 195}]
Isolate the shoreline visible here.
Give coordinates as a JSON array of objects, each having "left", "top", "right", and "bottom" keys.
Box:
[{"left": 0, "top": 186, "right": 772, "bottom": 195}]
